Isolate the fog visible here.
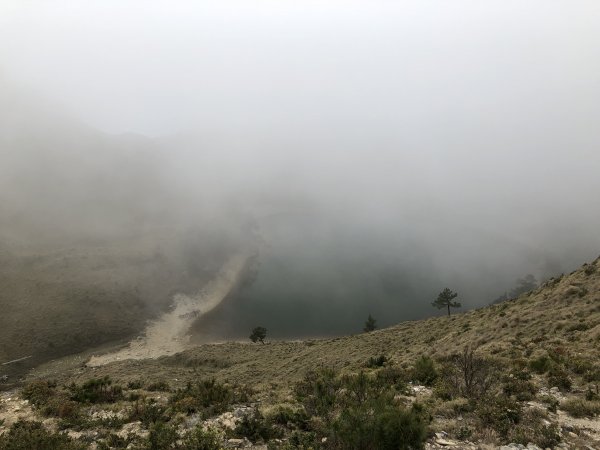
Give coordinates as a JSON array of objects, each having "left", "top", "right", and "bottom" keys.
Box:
[{"left": 1, "top": 1, "right": 600, "bottom": 337}]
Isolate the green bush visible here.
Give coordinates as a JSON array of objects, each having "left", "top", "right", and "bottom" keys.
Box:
[
  {"left": 181, "top": 426, "right": 221, "bottom": 450},
  {"left": 339, "top": 371, "right": 382, "bottom": 406},
  {"left": 508, "top": 410, "right": 560, "bottom": 449},
  {"left": 585, "top": 386, "right": 599, "bottom": 401},
  {"left": 147, "top": 422, "right": 178, "bottom": 450},
  {"left": 583, "top": 366, "right": 600, "bottom": 382},
  {"left": 547, "top": 366, "right": 572, "bottom": 392},
  {"left": 295, "top": 368, "right": 340, "bottom": 417},
  {"left": 281, "top": 430, "right": 320, "bottom": 449},
  {"left": 21, "top": 380, "right": 79, "bottom": 420},
  {"left": 366, "top": 355, "right": 388, "bottom": 368},
  {"left": 268, "top": 406, "right": 310, "bottom": 430},
  {"left": 42, "top": 395, "right": 80, "bottom": 420},
  {"left": 0, "top": 420, "right": 85, "bottom": 450},
  {"left": 21, "top": 380, "right": 56, "bottom": 407},
  {"left": 146, "top": 380, "right": 170, "bottom": 392},
  {"left": 330, "top": 403, "right": 426, "bottom": 450},
  {"left": 567, "top": 356, "right": 594, "bottom": 375},
  {"left": 128, "top": 399, "right": 168, "bottom": 426},
  {"left": 96, "top": 432, "right": 138, "bottom": 450},
  {"left": 502, "top": 377, "right": 537, "bottom": 401},
  {"left": 529, "top": 355, "right": 552, "bottom": 374},
  {"left": 233, "top": 409, "right": 281, "bottom": 443},
  {"left": 411, "top": 356, "right": 438, "bottom": 386},
  {"left": 475, "top": 395, "right": 522, "bottom": 438},
  {"left": 171, "top": 379, "right": 238, "bottom": 417},
  {"left": 68, "top": 376, "right": 123, "bottom": 404},
  {"left": 375, "top": 366, "right": 407, "bottom": 391},
  {"left": 127, "top": 380, "right": 144, "bottom": 390},
  {"left": 432, "top": 376, "right": 456, "bottom": 401}
]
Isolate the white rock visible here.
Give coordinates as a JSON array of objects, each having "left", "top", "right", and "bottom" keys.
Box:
[{"left": 436, "top": 438, "right": 458, "bottom": 446}]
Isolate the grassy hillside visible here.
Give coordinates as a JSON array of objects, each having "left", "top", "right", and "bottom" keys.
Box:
[
  {"left": 3, "top": 255, "right": 597, "bottom": 449},
  {"left": 0, "top": 230, "right": 233, "bottom": 381},
  {"left": 42, "top": 255, "right": 597, "bottom": 386}
]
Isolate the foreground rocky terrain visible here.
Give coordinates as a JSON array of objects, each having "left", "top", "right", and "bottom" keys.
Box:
[{"left": 1, "top": 256, "right": 599, "bottom": 449}]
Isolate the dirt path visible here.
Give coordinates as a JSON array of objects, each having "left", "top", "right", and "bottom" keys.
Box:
[
  {"left": 87, "top": 254, "right": 249, "bottom": 366},
  {"left": 557, "top": 409, "right": 600, "bottom": 445}
]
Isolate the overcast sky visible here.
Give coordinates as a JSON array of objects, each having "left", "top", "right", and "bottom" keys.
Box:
[{"left": 1, "top": 0, "right": 599, "bottom": 137}]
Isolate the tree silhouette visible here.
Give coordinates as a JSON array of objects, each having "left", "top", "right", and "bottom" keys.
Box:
[
  {"left": 432, "top": 288, "right": 461, "bottom": 317},
  {"left": 363, "top": 314, "right": 377, "bottom": 332},
  {"left": 509, "top": 274, "right": 538, "bottom": 298},
  {"left": 249, "top": 326, "right": 267, "bottom": 344}
]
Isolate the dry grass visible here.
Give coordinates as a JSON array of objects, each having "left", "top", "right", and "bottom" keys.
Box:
[{"left": 30, "top": 256, "right": 600, "bottom": 403}]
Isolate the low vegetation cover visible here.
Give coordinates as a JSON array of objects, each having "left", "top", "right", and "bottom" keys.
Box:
[{"left": 3, "top": 257, "right": 599, "bottom": 449}]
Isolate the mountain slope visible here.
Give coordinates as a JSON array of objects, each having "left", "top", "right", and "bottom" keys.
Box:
[{"left": 9, "top": 255, "right": 598, "bottom": 449}]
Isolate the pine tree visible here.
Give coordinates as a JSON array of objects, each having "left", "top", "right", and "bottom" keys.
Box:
[
  {"left": 249, "top": 326, "right": 267, "bottom": 344},
  {"left": 432, "top": 288, "right": 461, "bottom": 316},
  {"left": 363, "top": 314, "right": 377, "bottom": 332}
]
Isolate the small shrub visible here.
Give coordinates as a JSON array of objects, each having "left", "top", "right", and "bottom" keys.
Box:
[
  {"left": 508, "top": 409, "right": 560, "bottom": 449},
  {"left": 268, "top": 406, "right": 310, "bottom": 430},
  {"left": 233, "top": 409, "right": 280, "bottom": 443},
  {"left": 539, "top": 395, "right": 559, "bottom": 413},
  {"left": 22, "top": 380, "right": 56, "bottom": 407},
  {"left": 411, "top": 356, "right": 438, "bottom": 386},
  {"left": 585, "top": 386, "right": 599, "bottom": 401},
  {"left": 475, "top": 395, "right": 522, "bottom": 439},
  {"left": 295, "top": 368, "right": 340, "bottom": 417},
  {"left": 21, "top": 380, "right": 79, "bottom": 420},
  {"left": 548, "top": 346, "right": 568, "bottom": 364},
  {"left": 568, "top": 356, "right": 594, "bottom": 375},
  {"left": 181, "top": 425, "right": 221, "bottom": 450},
  {"left": 375, "top": 366, "right": 408, "bottom": 392},
  {"left": 438, "top": 348, "right": 496, "bottom": 398},
  {"left": 330, "top": 403, "right": 427, "bottom": 450},
  {"left": 127, "top": 380, "right": 143, "bottom": 390},
  {"left": 567, "top": 322, "right": 591, "bottom": 332},
  {"left": 171, "top": 379, "right": 240, "bottom": 417},
  {"left": 561, "top": 398, "right": 600, "bottom": 418},
  {"left": 128, "top": 399, "right": 168, "bottom": 426},
  {"left": 147, "top": 422, "right": 178, "bottom": 450},
  {"left": 42, "top": 395, "right": 80, "bottom": 420},
  {"left": 432, "top": 376, "right": 456, "bottom": 401},
  {"left": 146, "top": 380, "right": 170, "bottom": 392},
  {"left": 455, "top": 425, "right": 473, "bottom": 440},
  {"left": 366, "top": 355, "right": 388, "bottom": 368},
  {"left": 529, "top": 355, "right": 552, "bottom": 374},
  {"left": 0, "top": 420, "right": 85, "bottom": 450},
  {"left": 502, "top": 377, "right": 537, "bottom": 401},
  {"left": 96, "top": 433, "right": 138, "bottom": 450},
  {"left": 284, "top": 430, "right": 320, "bottom": 449},
  {"left": 547, "top": 366, "right": 572, "bottom": 392},
  {"left": 68, "top": 376, "right": 123, "bottom": 404}
]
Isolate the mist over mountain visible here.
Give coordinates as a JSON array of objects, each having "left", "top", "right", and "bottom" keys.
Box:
[{"left": 1, "top": 1, "right": 600, "bottom": 341}]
